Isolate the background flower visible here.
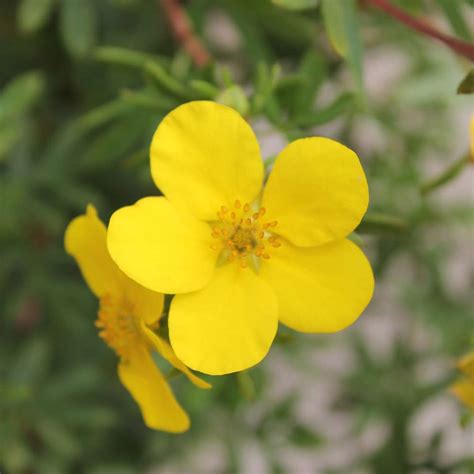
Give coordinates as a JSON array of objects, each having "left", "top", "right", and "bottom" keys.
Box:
[{"left": 65, "top": 204, "right": 210, "bottom": 432}]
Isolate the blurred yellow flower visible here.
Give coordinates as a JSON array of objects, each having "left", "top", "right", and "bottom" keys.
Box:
[
  {"left": 65, "top": 204, "right": 210, "bottom": 432},
  {"left": 451, "top": 352, "right": 474, "bottom": 410},
  {"left": 107, "top": 101, "right": 374, "bottom": 375}
]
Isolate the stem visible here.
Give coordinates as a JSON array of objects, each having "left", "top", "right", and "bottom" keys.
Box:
[
  {"left": 160, "top": 0, "right": 211, "bottom": 68},
  {"left": 366, "top": 0, "right": 474, "bottom": 62}
]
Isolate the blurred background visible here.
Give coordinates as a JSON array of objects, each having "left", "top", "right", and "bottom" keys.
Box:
[{"left": 1, "top": 0, "right": 473, "bottom": 472}]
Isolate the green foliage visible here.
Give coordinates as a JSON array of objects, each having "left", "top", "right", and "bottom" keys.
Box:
[{"left": 1, "top": 0, "right": 472, "bottom": 472}]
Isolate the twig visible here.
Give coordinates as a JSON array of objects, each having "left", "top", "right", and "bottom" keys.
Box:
[
  {"left": 366, "top": 0, "right": 474, "bottom": 62},
  {"left": 160, "top": 0, "right": 211, "bottom": 68}
]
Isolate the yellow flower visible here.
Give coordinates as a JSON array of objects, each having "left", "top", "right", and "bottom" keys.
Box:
[
  {"left": 451, "top": 352, "right": 474, "bottom": 410},
  {"left": 107, "top": 101, "right": 374, "bottom": 375},
  {"left": 65, "top": 204, "right": 210, "bottom": 432}
]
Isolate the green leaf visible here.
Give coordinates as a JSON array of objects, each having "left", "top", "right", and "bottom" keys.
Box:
[
  {"left": 420, "top": 153, "right": 470, "bottom": 195},
  {"left": 36, "top": 419, "right": 80, "bottom": 459},
  {"left": 0, "top": 71, "right": 45, "bottom": 122},
  {"left": 287, "top": 51, "right": 327, "bottom": 118},
  {"left": 295, "top": 92, "right": 354, "bottom": 127},
  {"left": 144, "top": 62, "right": 195, "bottom": 100},
  {"left": 357, "top": 212, "right": 408, "bottom": 234},
  {"left": 321, "top": 0, "right": 347, "bottom": 56},
  {"left": 236, "top": 371, "right": 256, "bottom": 401},
  {"left": 0, "top": 122, "right": 22, "bottom": 160},
  {"left": 216, "top": 85, "right": 250, "bottom": 116},
  {"left": 289, "top": 425, "right": 324, "bottom": 447},
  {"left": 457, "top": 70, "right": 474, "bottom": 94},
  {"left": 81, "top": 114, "right": 151, "bottom": 170},
  {"left": 321, "top": 0, "right": 365, "bottom": 103},
  {"left": 92, "top": 46, "right": 168, "bottom": 69},
  {"left": 252, "top": 62, "right": 281, "bottom": 114},
  {"left": 17, "top": 0, "right": 56, "bottom": 34},
  {"left": 9, "top": 338, "right": 50, "bottom": 387},
  {"left": 59, "top": 0, "right": 97, "bottom": 57},
  {"left": 272, "top": 0, "right": 319, "bottom": 11},
  {"left": 436, "top": 0, "right": 472, "bottom": 41}
]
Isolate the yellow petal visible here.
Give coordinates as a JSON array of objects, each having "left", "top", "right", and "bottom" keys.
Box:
[
  {"left": 123, "top": 278, "right": 164, "bottom": 326},
  {"left": 65, "top": 204, "right": 122, "bottom": 297},
  {"left": 457, "top": 352, "right": 474, "bottom": 380},
  {"left": 150, "top": 101, "right": 264, "bottom": 221},
  {"left": 262, "top": 138, "right": 369, "bottom": 247},
  {"left": 260, "top": 239, "right": 374, "bottom": 333},
  {"left": 143, "top": 325, "right": 211, "bottom": 389},
  {"left": 107, "top": 197, "right": 217, "bottom": 294},
  {"left": 169, "top": 264, "right": 278, "bottom": 375},
  {"left": 118, "top": 347, "right": 190, "bottom": 432},
  {"left": 451, "top": 378, "right": 474, "bottom": 410}
]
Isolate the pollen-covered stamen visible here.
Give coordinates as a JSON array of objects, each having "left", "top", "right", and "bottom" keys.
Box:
[
  {"left": 211, "top": 199, "right": 281, "bottom": 266},
  {"left": 96, "top": 295, "right": 143, "bottom": 360}
]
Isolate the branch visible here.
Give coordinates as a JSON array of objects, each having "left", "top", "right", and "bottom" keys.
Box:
[
  {"left": 160, "top": 0, "right": 211, "bottom": 68},
  {"left": 366, "top": 0, "right": 474, "bottom": 62}
]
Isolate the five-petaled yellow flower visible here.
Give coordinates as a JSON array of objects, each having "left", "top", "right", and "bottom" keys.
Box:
[
  {"left": 107, "top": 101, "right": 374, "bottom": 375},
  {"left": 451, "top": 352, "right": 474, "bottom": 410},
  {"left": 65, "top": 204, "right": 210, "bottom": 432}
]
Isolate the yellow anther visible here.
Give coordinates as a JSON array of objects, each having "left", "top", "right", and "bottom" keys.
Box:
[
  {"left": 96, "top": 295, "right": 141, "bottom": 360},
  {"left": 211, "top": 199, "right": 280, "bottom": 265}
]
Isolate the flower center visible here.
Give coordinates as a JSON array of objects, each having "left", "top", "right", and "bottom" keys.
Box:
[
  {"left": 211, "top": 199, "right": 281, "bottom": 268},
  {"left": 96, "top": 294, "right": 142, "bottom": 360}
]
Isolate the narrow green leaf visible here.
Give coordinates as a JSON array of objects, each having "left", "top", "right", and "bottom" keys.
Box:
[
  {"left": 189, "top": 79, "right": 220, "bottom": 99},
  {"left": 17, "top": 0, "right": 55, "bottom": 34},
  {"left": 437, "top": 0, "right": 472, "bottom": 41},
  {"left": 119, "top": 88, "right": 176, "bottom": 111},
  {"left": 289, "top": 425, "right": 324, "bottom": 447},
  {"left": 457, "top": 70, "right": 474, "bottom": 94},
  {"left": 92, "top": 46, "right": 168, "bottom": 69},
  {"left": 216, "top": 85, "right": 250, "bottom": 116},
  {"left": 321, "top": 0, "right": 365, "bottom": 104},
  {"left": 0, "top": 71, "right": 45, "bottom": 122},
  {"left": 272, "top": 0, "right": 319, "bottom": 11},
  {"left": 59, "top": 0, "right": 97, "bottom": 57},
  {"left": 252, "top": 62, "right": 281, "bottom": 114},
  {"left": 321, "top": 0, "right": 347, "bottom": 56},
  {"left": 357, "top": 212, "right": 408, "bottom": 233},
  {"left": 144, "top": 62, "right": 195, "bottom": 99},
  {"left": 236, "top": 371, "right": 256, "bottom": 401},
  {"left": 420, "top": 153, "right": 470, "bottom": 195},
  {"left": 73, "top": 100, "right": 133, "bottom": 135},
  {"left": 0, "top": 122, "right": 21, "bottom": 160},
  {"left": 288, "top": 51, "right": 327, "bottom": 118},
  {"left": 295, "top": 92, "right": 354, "bottom": 127},
  {"left": 9, "top": 338, "right": 50, "bottom": 387},
  {"left": 36, "top": 420, "right": 80, "bottom": 458}
]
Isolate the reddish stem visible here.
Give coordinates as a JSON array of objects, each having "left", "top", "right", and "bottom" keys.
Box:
[
  {"left": 366, "top": 0, "right": 474, "bottom": 62},
  {"left": 160, "top": 0, "right": 211, "bottom": 68}
]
